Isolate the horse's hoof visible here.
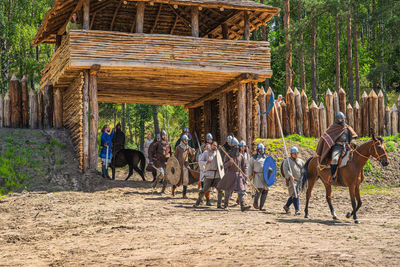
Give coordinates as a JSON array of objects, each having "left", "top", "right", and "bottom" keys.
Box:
[
  {"left": 346, "top": 212, "right": 352, "bottom": 219},
  {"left": 333, "top": 215, "right": 338, "bottom": 220},
  {"left": 304, "top": 214, "right": 309, "bottom": 219},
  {"left": 354, "top": 219, "right": 360, "bottom": 224}
]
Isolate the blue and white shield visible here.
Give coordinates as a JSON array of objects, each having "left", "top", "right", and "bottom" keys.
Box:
[{"left": 263, "top": 156, "right": 277, "bottom": 186}]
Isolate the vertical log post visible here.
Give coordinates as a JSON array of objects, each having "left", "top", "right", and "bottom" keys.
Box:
[
  {"left": 368, "top": 90, "right": 378, "bottom": 136},
  {"left": 54, "top": 88, "right": 63, "bottom": 129},
  {"left": 252, "top": 84, "right": 258, "bottom": 150},
  {"left": 83, "top": 0, "right": 90, "bottom": 30},
  {"left": 82, "top": 70, "right": 90, "bottom": 172},
  {"left": 21, "top": 75, "right": 29, "bottom": 128},
  {"left": 136, "top": 2, "right": 145, "bottom": 33},
  {"left": 338, "top": 88, "right": 347, "bottom": 117},
  {"left": 244, "top": 11, "right": 250, "bottom": 41},
  {"left": 347, "top": 104, "right": 354, "bottom": 129},
  {"left": 222, "top": 23, "right": 229, "bottom": 39},
  {"left": 385, "top": 106, "right": 391, "bottom": 136},
  {"left": 301, "top": 90, "right": 309, "bottom": 137},
  {"left": 325, "top": 89, "right": 334, "bottom": 127},
  {"left": 218, "top": 93, "right": 228, "bottom": 144},
  {"left": 37, "top": 90, "right": 44, "bottom": 129},
  {"left": 191, "top": 6, "right": 199, "bottom": 37},
  {"left": 391, "top": 105, "right": 398, "bottom": 136},
  {"left": 44, "top": 82, "right": 54, "bottom": 128},
  {"left": 361, "top": 91, "right": 368, "bottom": 136},
  {"left": 188, "top": 108, "right": 195, "bottom": 137},
  {"left": 286, "top": 87, "right": 296, "bottom": 134},
  {"left": 281, "top": 101, "right": 290, "bottom": 136},
  {"left": 238, "top": 83, "right": 246, "bottom": 141},
  {"left": 397, "top": 95, "right": 400, "bottom": 134},
  {"left": 333, "top": 90, "right": 339, "bottom": 116},
  {"left": 0, "top": 95, "right": 3, "bottom": 128},
  {"left": 4, "top": 93, "right": 11, "bottom": 127},
  {"left": 10, "top": 75, "right": 22, "bottom": 128},
  {"left": 319, "top": 102, "right": 327, "bottom": 135},
  {"left": 309, "top": 101, "right": 320, "bottom": 137},
  {"left": 89, "top": 65, "right": 100, "bottom": 169},
  {"left": 294, "top": 88, "right": 303, "bottom": 135},
  {"left": 246, "top": 83, "right": 253, "bottom": 146},
  {"left": 29, "top": 90, "right": 38, "bottom": 129},
  {"left": 203, "top": 100, "right": 212, "bottom": 136},
  {"left": 354, "top": 101, "right": 361, "bottom": 136},
  {"left": 258, "top": 88, "right": 267, "bottom": 138},
  {"left": 377, "top": 90, "right": 385, "bottom": 136}
]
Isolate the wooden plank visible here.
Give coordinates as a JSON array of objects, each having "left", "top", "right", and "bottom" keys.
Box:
[
  {"left": 191, "top": 6, "right": 199, "bottom": 37},
  {"left": 10, "top": 75, "right": 22, "bottom": 128},
  {"left": 89, "top": 65, "right": 100, "bottom": 169},
  {"left": 54, "top": 87, "right": 63, "bottom": 129},
  {"left": 361, "top": 91, "right": 368, "bottom": 136},
  {"left": 294, "top": 88, "right": 303, "bottom": 135},
  {"left": 218, "top": 93, "right": 228, "bottom": 144},
  {"left": 378, "top": 90, "right": 385, "bottom": 136},
  {"left": 82, "top": 70, "right": 89, "bottom": 172},
  {"left": 301, "top": 90, "right": 309, "bottom": 137},
  {"left": 21, "top": 75, "right": 29, "bottom": 128},
  {"left": 333, "top": 90, "right": 339, "bottom": 116},
  {"left": 83, "top": 0, "right": 90, "bottom": 30},
  {"left": 281, "top": 101, "right": 289, "bottom": 136},
  {"left": 368, "top": 90, "right": 378, "bottom": 136},
  {"left": 29, "top": 90, "right": 38, "bottom": 129},
  {"left": 3, "top": 93, "right": 11, "bottom": 127},
  {"left": 238, "top": 82, "right": 246, "bottom": 141},
  {"left": 325, "top": 88, "right": 334, "bottom": 127}
]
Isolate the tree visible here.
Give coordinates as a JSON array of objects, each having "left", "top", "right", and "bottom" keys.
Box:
[
  {"left": 346, "top": 3, "right": 354, "bottom": 106},
  {"left": 283, "top": 0, "right": 293, "bottom": 89}
]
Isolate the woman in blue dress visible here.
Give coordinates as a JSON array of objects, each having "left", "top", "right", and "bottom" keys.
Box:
[{"left": 100, "top": 124, "right": 114, "bottom": 179}]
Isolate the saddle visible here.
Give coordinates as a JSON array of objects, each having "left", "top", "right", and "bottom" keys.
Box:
[{"left": 320, "top": 144, "right": 355, "bottom": 171}]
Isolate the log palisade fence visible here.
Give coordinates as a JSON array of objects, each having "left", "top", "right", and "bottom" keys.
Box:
[{"left": 257, "top": 87, "right": 400, "bottom": 138}]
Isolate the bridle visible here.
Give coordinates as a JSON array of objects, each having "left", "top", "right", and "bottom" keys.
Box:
[{"left": 353, "top": 139, "right": 388, "bottom": 162}]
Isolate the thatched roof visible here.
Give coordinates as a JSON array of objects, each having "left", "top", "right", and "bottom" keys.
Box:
[{"left": 33, "top": 0, "right": 280, "bottom": 46}]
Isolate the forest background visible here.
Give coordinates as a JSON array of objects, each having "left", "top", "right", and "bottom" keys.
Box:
[{"left": 0, "top": 0, "right": 398, "bottom": 150}]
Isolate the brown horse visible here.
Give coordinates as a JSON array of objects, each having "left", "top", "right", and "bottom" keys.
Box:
[{"left": 300, "top": 135, "right": 389, "bottom": 224}]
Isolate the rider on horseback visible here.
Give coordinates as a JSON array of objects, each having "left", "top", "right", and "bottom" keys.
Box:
[{"left": 316, "top": 112, "right": 358, "bottom": 185}]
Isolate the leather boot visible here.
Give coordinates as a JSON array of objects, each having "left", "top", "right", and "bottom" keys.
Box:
[
  {"left": 253, "top": 191, "right": 260, "bottom": 209},
  {"left": 161, "top": 180, "right": 167, "bottom": 194},
  {"left": 101, "top": 165, "right": 106, "bottom": 178},
  {"left": 103, "top": 166, "right": 111, "bottom": 180},
  {"left": 182, "top": 186, "right": 188, "bottom": 199},
  {"left": 194, "top": 191, "right": 204, "bottom": 207},
  {"left": 239, "top": 193, "right": 250, "bottom": 212},
  {"left": 171, "top": 186, "right": 176, "bottom": 196},
  {"left": 259, "top": 190, "right": 268, "bottom": 211},
  {"left": 217, "top": 191, "right": 223, "bottom": 209},
  {"left": 223, "top": 193, "right": 230, "bottom": 210}
]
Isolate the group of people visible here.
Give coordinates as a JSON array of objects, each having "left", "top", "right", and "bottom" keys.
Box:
[{"left": 99, "top": 111, "right": 356, "bottom": 215}]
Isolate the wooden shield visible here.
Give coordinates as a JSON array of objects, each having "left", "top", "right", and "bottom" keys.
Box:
[
  {"left": 263, "top": 156, "right": 277, "bottom": 186},
  {"left": 166, "top": 155, "right": 181, "bottom": 185},
  {"left": 216, "top": 151, "right": 225, "bottom": 178}
]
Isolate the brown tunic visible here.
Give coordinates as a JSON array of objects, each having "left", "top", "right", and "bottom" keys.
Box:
[
  {"left": 151, "top": 140, "right": 172, "bottom": 169},
  {"left": 175, "top": 143, "right": 196, "bottom": 185},
  {"left": 217, "top": 153, "right": 248, "bottom": 192}
]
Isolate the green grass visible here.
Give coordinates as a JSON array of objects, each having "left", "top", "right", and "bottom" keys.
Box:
[{"left": 361, "top": 184, "right": 392, "bottom": 195}]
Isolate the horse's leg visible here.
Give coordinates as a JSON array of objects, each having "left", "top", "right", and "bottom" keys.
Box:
[
  {"left": 348, "top": 185, "right": 360, "bottom": 224},
  {"left": 132, "top": 164, "right": 145, "bottom": 181},
  {"left": 304, "top": 176, "right": 317, "bottom": 219},
  {"left": 112, "top": 167, "right": 116, "bottom": 180},
  {"left": 347, "top": 183, "right": 362, "bottom": 218},
  {"left": 125, "top": 164, "right": 134, "bottom": 181},
  {"left": 325, "top": 184, "right": 338, "bottom": 220}
]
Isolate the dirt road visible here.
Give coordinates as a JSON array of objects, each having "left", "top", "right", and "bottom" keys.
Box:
[{"left": 1, "top": 173, "right": 399, "bottom": 266}]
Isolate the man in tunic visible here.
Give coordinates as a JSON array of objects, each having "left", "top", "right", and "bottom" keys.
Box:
[
  {"left": 198, "top": 143, "right": 212, "bottom": 205},
  {"left": 316, "top": 112, "right": 357, "bottom": 184},
  {"left": 282, "top": 146, "right": 304, "bottom": 215},
  {"left": 147, "top": 134, "right": 160, "bottom": 182},
  {"left": 175, "top": 128, "right": 195, "bottom": 149},
  {"left": 217, "top": 138, "right": 251, "bottom": 212},
  {"left": 151, "top": 130, "right": 173, "bottom": 194},
  {"left": 194, "top": 141, "right": 224, "bottom": 208},
  {"left": 249, "top": 143, "right": 268, "bottom": 211},
  {"left": 220, "top": 135, "right": 233, "bottom": 162},
  {"left": 172, "top": 134, "right": 196, "bottom": 199},
  {"left": 144, "top": 133, "right": 153, "bottom": 163},
  {"left": 239, "top": 140, "right": 249, "bottom": 163},
  {"left": 100, "top": 125, "right": 114, "bottom": 179}
]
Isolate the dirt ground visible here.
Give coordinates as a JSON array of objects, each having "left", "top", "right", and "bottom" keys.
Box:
[{"left": 1, "top": 171, "right": 400, "bottom": 267}]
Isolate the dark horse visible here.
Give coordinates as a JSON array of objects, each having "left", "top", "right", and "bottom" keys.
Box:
[
  {"left": 111, "top": 149, "right": 146, "bottom": 181},
  {"left": 300, "top": 135, "right": 389, "bottom": 224}
]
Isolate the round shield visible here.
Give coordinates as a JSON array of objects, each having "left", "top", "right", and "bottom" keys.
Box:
[
  {"left": 216, "top": 150, "right": 225, "bottom": 179},
  {"left": 166, "top": 155, "right": 181, "bottom": 185},
  {"left": 263, "top": 156, "right": 277, "bottom": 186}
]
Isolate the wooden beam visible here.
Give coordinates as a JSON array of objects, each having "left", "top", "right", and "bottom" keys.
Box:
[
  {"left": 238, "top": 82, "right": 246, "bottom": 141},
  {"left": 110, "top": 0, "right": 123, "bottom": 31},
  {"left": 221, "top": 23, "right": 229, "bottom": 39},
  {"left": 82, "top": 70, "right": 89, "bottom": 172},
  {"left": 135, "top": 2, "right": 145, "bottom": 33},
  {"left": 191, "top": 6, "right": 199, "bottom": 37},
  {"left": 90, "top": 12, "right": 96, "bottom": 30},
  {"left": 202, "top": 11, "right": 239, "bottom": 38},
  {"left": 151, "top": 4, "right": 163, "bottom": 34},
  {"left": 83, "top": 0, "right": 90, "bottom": 30},
  {"left": 185, "top": 73, "right": 258, "bottom": 108},
  {"left": 89, "top": 65, "right": 100, "bottom": 169},
  {"left": 168, "top": 4, "right": 191, "bottom": 29},
  {"left": 244, "top": 11, "right": 250, "bottom": 40},
  {"left": 170, "top": 15, "right": 179, "bottom": 34},
  {"left": 57, "top": 0, "right": 83, "bottom": 35}
]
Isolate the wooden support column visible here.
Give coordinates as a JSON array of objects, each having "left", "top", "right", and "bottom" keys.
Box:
[
  {"left": 54, "top": 88, "right": 63, "bottom": 129},
  {"left": 3, "top": 93, "right": 10, "bottom": 127},
  {"left": 391, "top": 105, "right": 398, "bottom": 136},
  {"left": 83, "top": 0, "right": 90, "bottom": 30},
  {"left": 244, "top": 11, "right": 250, "bottom": 41},
  {"left": 89, "top": 65, "right": 100, "bottom": 169},
  {"left": 309, "top": 101, "right": 320, "bottom": 137},
  {"left": 44, "top": 82, "right": 54, "bottom": 128},
  {"left": 238, "top": 83, "right": 246, "bottom": 141},
  {"left": 333, "top": 91, "right": 339, "bottom": 116},
  {"left": 281, "top": 101, "right": 289, "bottom": 136},
  {"left": 136, "top": 2, "right": 145, "bottom": 33},
  {"left": 191, "top": 6, "right": 199, "bottom": 37},
  {"left": 10, "top": 75, "right": 21, "bottom": 128},
  {"left": 246, "top": 83, "right": 253, "bottom": 146},
  {"left": 21, "top": 75, "right": 29, "bottom": 128},
  {"left": 29, "top": 90, "right": 38, "bottom": 129},
  {"left": 346, "top": 104, "right": 354, "bottom": 129},
  {"left": 338, "top": 88, "right": 347, "bottom": 117},
  {"left": 82, "top": 70, "right": 90, "bottom": 172},
  {"left": 37, "top": 90, "right": 44, "bottom": 129},
  {"left": 219, "top": 93, "right": 228, "bottom": 144}
]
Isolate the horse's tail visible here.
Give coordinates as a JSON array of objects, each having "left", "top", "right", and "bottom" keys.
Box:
[
  {"left": 138, "top": 151, "right": 146, "bottom": 179},
  {"left": 301, "top": 157, "right": 314, "bottom": 191}
]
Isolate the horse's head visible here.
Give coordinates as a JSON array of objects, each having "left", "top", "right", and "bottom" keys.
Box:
[{"left": 370, "top": 134, "right": 389, "bottom": 167}]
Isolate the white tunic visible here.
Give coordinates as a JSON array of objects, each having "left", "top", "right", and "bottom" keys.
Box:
[
  {"left": 144, "top": 139, "right": 153, "bottom": 162},
  {"left": 249, "top": 154, "right": 268, "bottom": 190}
]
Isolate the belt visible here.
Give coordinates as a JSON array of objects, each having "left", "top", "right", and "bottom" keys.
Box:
[{"left": 336, "top": 142, "right": 345, "bottom": 145}]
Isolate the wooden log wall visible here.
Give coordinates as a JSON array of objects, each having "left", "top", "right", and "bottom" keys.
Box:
[
  {"left": 10, "top": 75, "right": 22, "bottom": 128},
  {"left": 218, "top": 93, "right": 228, "bottom": 144},
  {"left": 0, "top": 95, "right": 3, "bottom": 127},
  {"left": 256, "top": 87, "right": 399, "bottom": 139},
  {"left": 29, "top": 90, "right": 38, "bottom": 129},
  {"left": 258, "top": 88, "right": 267, "bottom": 138},
  {"left": 4, "top": 93, "right": 10, "bottom": 127},
  {"left": 44, "top": 82, "right": 54, "bottom": 129},
  {"left": 21, "top": 75, "right": 29, "bottom": 128}
]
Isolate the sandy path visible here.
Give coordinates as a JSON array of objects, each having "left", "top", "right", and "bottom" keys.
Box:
[{"left": 1, "top": 173, "right": 400, "bottom": 266}]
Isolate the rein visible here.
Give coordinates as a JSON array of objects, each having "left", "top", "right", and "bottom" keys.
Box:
[{"left": 353, "top": 140, "right": 388, "bottom": 162}]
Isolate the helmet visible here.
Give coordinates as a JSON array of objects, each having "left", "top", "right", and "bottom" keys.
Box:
[
  {"left": 161, "top": 130, "right": 167, "bottom": 136},
  {"left": 231, "top": 137, "right": 239, "bottom": 146},
  {"left": 206, "top": 133, "right": 213, "bottom": 141},
  {"left": 257, "top": 143, "right": 265, "bottom": 151},
  {"left": 239, "top": 140, "right": 246, "bottom": 148},
  {"left": 226, "top": 135, "right": 233, "bottom": 144},
  {"left": 336, "top": 112, "right": 345, "bottom": 120},
  {"left": 181, "top": 134, "right": 188, "bottom": 142},
  {"left": 290, "top": 146, "right": 299, "bottom": 154},
  {"left": 156, "top": 134, "right": 161, "bottom": 140},
  {"left": 183, "top": 128, "right": 189, "bottom": 133}
]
